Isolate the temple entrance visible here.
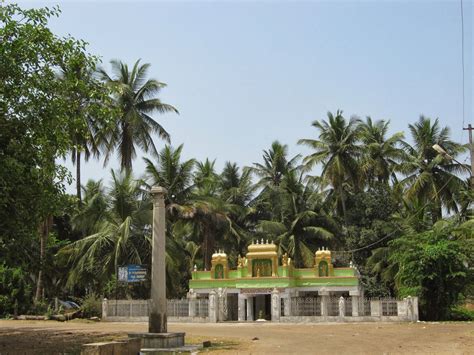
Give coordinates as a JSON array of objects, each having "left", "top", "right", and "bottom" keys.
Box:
[
  {"left": 226, "top": 293, "right": 238, "bottom": 321},
  {"left": 253, "top": 294, "right": 271, "bottom": 320}
]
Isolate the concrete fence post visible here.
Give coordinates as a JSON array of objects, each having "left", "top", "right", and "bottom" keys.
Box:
[
  {"left": 370, "top": 299, "right": 381, "bottom": 317},
  {"left": 246, "top": 297, "right": 254, "bottom": 321},
  {"left": 238, "top": 294, "right": 246, "bottom": 321},
  {"left": 208, "top": 290, "right": 217, "bottom": 323},
  {"left": 319, "top": 290, "right": 329, "bottom": 317},
  {"left": 283, "top": 297, "right": 291, "bottom": 317},
  {"left": 271, "top": 288, "right": 281, "bottom": 322},
  {"left": 349, "top": 290, "right": 360, "bottom": 317},
  {"left": 102, "top": 298, "right": 108, "bottom": 320},
  {"left": 187, "top": 289, "right": 197, "bottom": 318}
]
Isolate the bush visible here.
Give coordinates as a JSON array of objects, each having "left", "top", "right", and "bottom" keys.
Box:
[
  {"left": 81, "top": 293, "right": 102, "bottom": 318},
  {"left": 0, "top": 264, "right": 32, "bottom": 317},
  {"left": 449, "top": 306, "right": 474, "bottom": 321}
]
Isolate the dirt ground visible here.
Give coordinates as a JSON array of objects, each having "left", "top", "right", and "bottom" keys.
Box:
[{"left": 0, "top": 320, "right": 473, "bottom": 354}]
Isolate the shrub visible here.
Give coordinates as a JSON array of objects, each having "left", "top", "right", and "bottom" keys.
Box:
[
  {"left": 449, "top": 306, "right": 474, "bottom": 321},
  {"left": 81, "top": 293, "right": 102, "bottom": 318}
]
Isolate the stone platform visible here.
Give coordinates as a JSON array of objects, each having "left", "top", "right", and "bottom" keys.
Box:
[{"left": 128, "top": 332, "right": 185, "bottom": 349}]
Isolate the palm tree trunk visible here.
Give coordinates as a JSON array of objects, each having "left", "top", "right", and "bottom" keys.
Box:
[
  {"left": 339, "top": 185, "right": 348, "bottom": 225},
  {"left": 76, "top": 150, "right": 82, "bottom": 205},
  {"left": 35, "top": 216, "right": 53, "bottom": 302}
]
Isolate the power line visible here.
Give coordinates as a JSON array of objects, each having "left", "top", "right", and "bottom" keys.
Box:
[
  {"left": 334, "top": 171, "right": 461, "bottom": 254},
  {"left": 460, "top": 0, "right": 466, "bottom": 140}
]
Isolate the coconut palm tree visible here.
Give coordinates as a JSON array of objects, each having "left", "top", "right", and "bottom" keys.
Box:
[
  {"left": 398, "top": 116, "right": 468, "bottom": 223},
  {"left": 257, "top": 170, "right": 338, "bottom": 267},
  {"left": 62, "top": 170, "right": 151, "bottom": 289},
  {"left": 59, "top": 57, "right": 111, "bottom": 204},
  {"left": 298, "top": 110, "right": 362, "bottom": 223},
  {"left": 144, "top": 144, "right": 195, "bottom": 205},
  {"left": 249, "top": 141, "right": 300, "bottom": 188},
  {"left": 359, "top": 117, "right": 404, "bottom": 185},
  {"left": 99, "top": 59, "right": 178, "bottom": 172}
]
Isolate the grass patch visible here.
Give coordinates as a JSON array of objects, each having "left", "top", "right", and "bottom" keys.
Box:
[{"left": 186, "top": 335, "right": 241, "bottom": 352}]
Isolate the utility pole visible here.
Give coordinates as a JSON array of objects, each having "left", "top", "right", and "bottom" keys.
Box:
[{"left": 463, "top": 124, "right": 474, "bottom": 187}]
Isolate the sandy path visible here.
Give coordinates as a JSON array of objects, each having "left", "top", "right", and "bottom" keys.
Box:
[{"left": 0, "top": 320, "right": 472, "bottom": 354}]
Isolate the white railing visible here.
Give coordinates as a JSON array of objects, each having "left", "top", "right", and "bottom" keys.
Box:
[{"left": 102, "top": 298, "right": 209, "bottom": 322}]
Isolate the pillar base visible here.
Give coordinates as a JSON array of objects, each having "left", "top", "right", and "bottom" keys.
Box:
[{"left": 129, "top": 332, "right": 185, "bottom": 349}]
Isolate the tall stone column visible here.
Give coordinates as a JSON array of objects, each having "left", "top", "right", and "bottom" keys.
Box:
[
  {"left": 246, "top": 296, "right": 254, "bottom": 321},
  {"left": 238, "top": 294, "right": 246, "bottom": 321},
  {"left": 149, "top": 186, "right": 167, "bottom": 333}
]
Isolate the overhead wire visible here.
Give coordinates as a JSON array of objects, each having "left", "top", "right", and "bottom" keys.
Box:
[{"left": 334, "top": 168, "right": 461, "bottom": 254}]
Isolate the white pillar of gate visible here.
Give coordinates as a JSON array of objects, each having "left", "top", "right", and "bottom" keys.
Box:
[
  {"left": 217, "top": 288, "right": 227, "bottom": 321},
  {"left": 271, "top": 288, "right": 281, "bottom": 321},
  {"left": 319, "top": 289, "right": 330, "bottom": 317},
  {"left": 238, "top": 294, "right": 246, "bottom": 321},
  {"left": 246, "top": 296, "right": 254, "bottom": 321},
  {"left": 350, "top": 290, "right": 360, "bottom": 317},
  {"left": 208, "top": 290, "right": 217, "bottom": 323},
  {"left": 187, "top": 289, "right": 197, "bottom": 317}
]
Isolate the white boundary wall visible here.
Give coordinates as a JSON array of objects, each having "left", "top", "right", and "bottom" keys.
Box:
[{"left": 102, "top": 296, "right": 418, "bottom": 323}]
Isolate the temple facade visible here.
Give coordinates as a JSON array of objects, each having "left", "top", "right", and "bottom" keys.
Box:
[{"left": 189, "top": 240, "right": 363, "bottom": 321}]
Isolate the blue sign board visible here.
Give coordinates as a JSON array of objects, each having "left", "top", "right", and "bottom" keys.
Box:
[{"left": 118, "top": 264, "right": 147, "bottom": 283}]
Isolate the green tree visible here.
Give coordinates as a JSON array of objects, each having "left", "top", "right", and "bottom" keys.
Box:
[
  {"left": 399, "top": 116, "right": 467, "bottom": 223},
  {"left": 144, "top": 144, "right": 195, "bottom": 205},
  {"left": 359, "top": 117, "right": 404, "bottom": 185},
  {"left": 387, "top": 219, "right": 473, "bottom": 320},
  {"left": 0, "top": 4, "right": 112, "bottom": 302},
  {"left": 298, "top": 110, "right": 362, "bottom": 223},
  {"left": 59, "top": 60, "right": 111, "bottom": 204},
  {"left": 99, "top": 59, "right": 178, "bottom": 172},
  {"left": 62, "top": 171, "right": 151, "bottom": 292},
  {"left": 257, "top": 170, "right": 338, "bottom": 267}
]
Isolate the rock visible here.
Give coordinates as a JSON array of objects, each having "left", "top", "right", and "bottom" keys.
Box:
[
  {"left": 252, "top": 337, "right": 259, "bottom": 341},
  {"left": 203, "top": 340, "right": 212, "bottom": 348}
]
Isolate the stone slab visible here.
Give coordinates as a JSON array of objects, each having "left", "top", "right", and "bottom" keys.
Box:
[
  {"left": 129, "top": 332, "right": 185, "bottom": 349},
  {"left": 140, "top": 345, "right": 200, "bottom": 355}
]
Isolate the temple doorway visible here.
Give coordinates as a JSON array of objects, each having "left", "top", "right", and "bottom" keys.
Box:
[
  {"left": 253, "top": 294, "right": 271, "bottom": 320},
  {"left": 226, "top": 293, "right": 239, "bottom": 321}
]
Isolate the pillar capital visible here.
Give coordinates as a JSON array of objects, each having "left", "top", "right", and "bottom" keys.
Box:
[{"left": 150, "top": 186, "right": 168, "bottom": 198}]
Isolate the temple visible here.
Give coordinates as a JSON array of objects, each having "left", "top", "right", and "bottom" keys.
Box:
[{"left": 189, "top": 239, "right": 362, "bottom": 321}]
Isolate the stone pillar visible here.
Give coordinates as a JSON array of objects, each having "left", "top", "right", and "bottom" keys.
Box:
[
  {"left": 319, "top": 290, "right": 329, "bottom": 317},
  {"left": 238, "top": 294, "right": 246, "bottom": 322},
  {"left": 338, "top": 296, "right": 345, "bottom": 317},
  {"left": 246, "top": 296, "right": 254, "bottom": 321},
  {"left": 271, "top": 288, "right": 281, "bottom": 322},
  {"left": 209, "top": 290, "right": 217, "bottom": 323},
  {"left": 283, "top": 297, "right": 290, "bottom": 317},
  {"left": 102, "top": 298, "right": 108, "bottom": 320},
  {"left": 217, "top": 288, "right": 227, "bottom": 321},
  {"left": 187, "top": 289, "right": 196, "bottom": 318},
  {"left": 406, "top": 296, "right": 418, "bottom": 321},
  {"left": 370, "top": 299, "right": 381, "bottom": 317},
  {"left": 349, "top": 290, "right": 360, "bottom": 317},
  {"left": 149, "top": 186, "right": 167, "bottom": 333}
]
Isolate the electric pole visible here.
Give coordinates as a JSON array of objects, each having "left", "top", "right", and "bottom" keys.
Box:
[{"left": 463, "top": 124, "right": 474, "bottom": 187}]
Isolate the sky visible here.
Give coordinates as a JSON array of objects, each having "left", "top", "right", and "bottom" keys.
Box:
[{"left": 15, "top": 0, "right": 474, "bottom": 192}]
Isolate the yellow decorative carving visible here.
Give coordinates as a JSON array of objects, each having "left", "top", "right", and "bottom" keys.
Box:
[
  {"left": 246, "top": 240, "right": 278, "bottom": 277},
  {"left": 314, "top": 247, "right": 334, "bottom": 277},
  {"left": 211, "top": 250, "right": 229, "bottom": 279},
  {"left": 282, "top": 253, "right": 289, "bottom": 267}
]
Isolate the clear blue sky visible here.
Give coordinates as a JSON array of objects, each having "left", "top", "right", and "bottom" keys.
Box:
[{"left": 17, "top": 0, "right": 474, "bottom": 191}]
